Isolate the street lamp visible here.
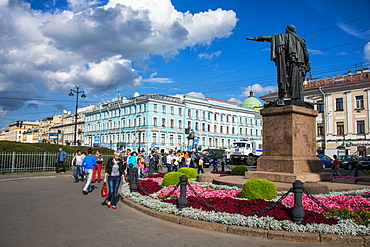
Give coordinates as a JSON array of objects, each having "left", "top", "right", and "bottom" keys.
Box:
[{"left": 68, "top": 83, "right": 86, "bottom": 145}]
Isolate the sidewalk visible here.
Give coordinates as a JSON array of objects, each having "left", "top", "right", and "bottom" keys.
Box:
[{"left": 0, "top": 171, "right": 74, "bottom": 182}]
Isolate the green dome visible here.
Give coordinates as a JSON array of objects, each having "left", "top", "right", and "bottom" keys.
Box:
[{"left": 241, "top": 94, "right": 263, "bottom": 108}]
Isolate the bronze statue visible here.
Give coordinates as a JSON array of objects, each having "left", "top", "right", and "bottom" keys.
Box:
[{"left": 247, "top": 25, "right": 310, "bottom": 101}]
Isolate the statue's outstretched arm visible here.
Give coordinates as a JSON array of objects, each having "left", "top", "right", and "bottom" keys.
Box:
[{"left": 246, "top": 36, "right": 272, "bottom": 42}]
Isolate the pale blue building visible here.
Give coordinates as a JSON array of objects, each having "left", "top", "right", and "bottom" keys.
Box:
[{"left": 84, "top": 93, "right": 262, "bottom": 153}]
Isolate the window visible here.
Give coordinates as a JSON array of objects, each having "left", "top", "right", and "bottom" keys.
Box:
[
  {"left": 187, "top": 121, "right": 191, "bottom": 128},
  {"left": 178, "top": 120, "right": 182, "bottom": 129},
  {"left": 152, "top": 133, "right": 157, "bottom": 143},
  {"left": 317, "top": 123, "right": 324, "bottom": 135},
  {"left": 214, "top": 114, "right": 217, "bottom": 121},
  {"left": 195, "top": 122, "right": 199, "bottom": 130},
  {"left": 220, "top": 126, "right": 223, "bottom": 133},
  {"left": 161, "top": 134, "right": 166, "bottom": 144},
  {"left": 214, "top": 125, "right": 217, "bottom": 133},
  {"left": 170, "top": 119, "right": 174, "bottom": 128},
  {"left": 169, "top": 135, "right": 174, "bottom": 144},
  {"left": 142, "top": 117, "right": 146, "bottom": 126},
  {"left": 357, "top": 120, "right": 365, "bottom": 134},
  {"left": 335, "top": 98, "right": 344, "bottom": 111},
  {"left": 336, "top": 122, "right": 344, "bottom": 135},
  {"left": 316, "top": 100, "right": 324, "bottom": 113},
  {"left": 226, "top": 126, "right": 229, "bottom": 134},
  {"left": 162, "top": 105, "right": 166, "bottom": 113},
  {"left": 178, "top": 135, "right": 182, "bottom": 145},
  {"left": 179, "top": 108, "right": 182, "bottom": 116},
  {"left": 208, "top": 124, "right": 211, "bottom": 132},
  {"left": 154, "top": 104, "right": 158, "bottom": 112},
  {"left": 232, "top": 127, "right": 235, "bottom": 134},
  {"left": 161, "top": 118, "right": 166, "bottom": 127},
  {"left": 196, "top": 110, "right": 199, "bottom": 118},
  {"left": 226, "top": 116, "right": 230, "bottom": 123},
  {"left": 171, "top": 106, "right": 174, "bottom": 114},
  {"left": 153, "top": 117, "right": 157, "bottom": 126},
  {"left": 203, "top": 111, "right": 206, "bottom": 119},
  {"left": 355, "top": 95, "right": 364, "bottom": 109},
  {"left": 240, "top": 128, "right": 242, "bottom": 135},
  {"left": 188, "top": 109, "right": 191, "bottom": 117},
  {"left": 202, "top": 123, "right": 206, "bottom": 131}
]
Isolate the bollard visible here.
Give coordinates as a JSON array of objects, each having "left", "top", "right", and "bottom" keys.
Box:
[
  {"left": 177, "top": 175, "right": 188, "bottom": 210},
  {"left": 149, "top": 163, "right": 154, "bottom": 176},
  {"left": 291, "top": 180, "right": 305, "bottom": 224},
  {"left": 221, "top": 161, "right": 225, "bottom": 171},
  {"left": 129, "top": 167, "right": 138, "bottom": 192}
]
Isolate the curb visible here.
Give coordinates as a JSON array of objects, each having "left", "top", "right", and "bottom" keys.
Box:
[
  {"left": 0, "top": 174, "right": 72, "bottom": 182},
  {"left": 120, "top": 196, "right": 369, "bottom": 246}
]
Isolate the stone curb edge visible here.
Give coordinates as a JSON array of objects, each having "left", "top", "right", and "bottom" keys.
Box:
[
  {"left": 120, "top": 195, "right": 370, "bottom": 246},
  {"left": 0, "top": 175, "right": 72, "bottom": 182}
]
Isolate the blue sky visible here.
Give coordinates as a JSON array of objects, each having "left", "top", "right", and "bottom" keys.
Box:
[{"left": 0, "top": 0, "right": 369, "bottom": 130}]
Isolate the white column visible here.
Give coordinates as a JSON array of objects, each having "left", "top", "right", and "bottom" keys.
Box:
[{"left": 345, "top": 91, "right": 353, "bottom": 134}]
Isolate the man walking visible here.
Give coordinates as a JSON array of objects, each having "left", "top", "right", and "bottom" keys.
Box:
[
  {"left": 81, "top": 148, "right": 97, "bottom": 195},
  {"left": 55, "top": 147, "right": 67, "bottom": 173},
  {"left": 71, "top": 150, "right": 85, "bottom": 183}
]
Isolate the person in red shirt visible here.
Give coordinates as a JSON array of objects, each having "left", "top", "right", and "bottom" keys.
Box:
[{"left": 331, "top": 155, "right": 340, "bottom": 181}]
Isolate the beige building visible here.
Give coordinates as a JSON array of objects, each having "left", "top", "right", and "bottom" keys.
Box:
[
  {"left": 51, "top": 105, "right": 96, "bottom": 146},
  {"left": 38, "top": 115, "right": 65, "bottom": 143},
  {"left": 261, "top": 68, "right": 370, "bottom": 157},
  {"left": 2, "top": 121, "right": 41, "bottom": 143}
]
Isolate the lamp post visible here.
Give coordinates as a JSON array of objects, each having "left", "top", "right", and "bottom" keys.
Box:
[{"left": 68, "top": 83, "right": 86, "bottom": 146}]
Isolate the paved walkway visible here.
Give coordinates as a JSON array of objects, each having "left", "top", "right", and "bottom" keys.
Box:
[{"left": 0, "top": 171, "right": 352, "bottom": 247}]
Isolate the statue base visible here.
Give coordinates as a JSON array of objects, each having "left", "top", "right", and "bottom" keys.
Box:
[
  {"left": 264, "top": 99, "right": 314, "bottom": 109},
  {"left": 246, "top": 104, "right": 332, "bottom": 183}
]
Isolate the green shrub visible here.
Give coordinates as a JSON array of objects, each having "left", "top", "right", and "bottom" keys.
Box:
[
  {"left": 241, "top": 178, "right": 277, "bottom": 200},
  {"left": 178, "top": 167, "right": 198, "bottom": 179},
  {"left": 231, "top": 166, "right": 248, "bottom": 175},
  {"left": 162, "top": 172, "right": 185, "bottom": 187},
  {"left": 0, "top": 141, "right": 114, "bottom": 154}
]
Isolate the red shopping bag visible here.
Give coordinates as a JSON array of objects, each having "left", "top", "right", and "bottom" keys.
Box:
[{"left": 101, "top": 183, "right": 108, "bottom": 197}]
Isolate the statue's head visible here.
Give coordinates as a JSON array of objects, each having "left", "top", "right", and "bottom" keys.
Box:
[{"left": 286, "top": 25, "right": 296, "bottom": 33}]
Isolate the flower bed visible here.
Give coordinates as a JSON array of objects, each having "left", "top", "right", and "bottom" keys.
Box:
[
  {"left": 211, "top": 171, "right": 231, "bottom": 175},
  {"left": 122, "top": 176, "right": 370, "bottom": 235}
]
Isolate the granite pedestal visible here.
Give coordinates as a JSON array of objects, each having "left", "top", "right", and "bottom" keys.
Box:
[{"left": 245, "top": 104, "right": 332, "bottom": 183}]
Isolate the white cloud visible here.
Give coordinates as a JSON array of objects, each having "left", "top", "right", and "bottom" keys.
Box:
[
  {"left": 227, "top": 97, "right": 242, "bottom": 105},
  {"left": 186, "top": 92, "right": 205, "bottom": 99},
  {"left": 0, "top": 0, "right": 237, "bottom": 112},
  {"left": 198, "top": 51, "right": 222, "bottom": 60},
  {"left": 365, "top": 42, "right": 370, "bottom": 61},
  {"left": 339, "top": 24, "right": 368, "bottom": 39},
  {"left": 241, "top": 84, "right": 277, "bottom": 97},
  {"left": 142, "top": 72, "right": 174, "bottom": 84}
]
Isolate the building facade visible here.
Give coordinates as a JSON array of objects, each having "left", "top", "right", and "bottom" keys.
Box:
[
  {"left": 84, "top": 94, "right": 262, "bottom": 152},
  {"left": 261, "top": 68, "right": 370, "bottom": 156},
  {"left": 1, "top": 121, "right": 41, "bottom": 143}
]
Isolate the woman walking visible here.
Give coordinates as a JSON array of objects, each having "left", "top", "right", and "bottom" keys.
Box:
[
  {"left": 92, "top": 149, "right": 103, "bottom": 183},
  {"left": 137, "top": 153, "right": 145, "bottom": 178},
  {"left": 103, "top": 151, "right": 126, "bottom": 209}
]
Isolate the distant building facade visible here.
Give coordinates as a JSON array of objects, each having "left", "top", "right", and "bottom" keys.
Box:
[
  {"left": 84, "top": 94, "right": 262, "bottom": 152},
  {"left": 261, "top": 68, "right": 370, "bottom": 156},
  {"left": 1, "top": 121, "right": 41, "bottom": 143}
]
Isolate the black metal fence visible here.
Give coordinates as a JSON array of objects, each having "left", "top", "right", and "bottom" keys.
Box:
[{"left": 0, "top": 152, "right": 113, "bottom": 174}]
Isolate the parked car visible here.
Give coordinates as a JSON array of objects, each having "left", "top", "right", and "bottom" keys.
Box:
[
  {"left": 359, "top": 156, "right": 370, "bottom": 170},
  {"left": 317, "top": 154, "right": 333, "bottom": 169},
  {"left": 338, "top": 155, "right": 360, "bottom": 170},
  {"left": 184, "top": 151, "right": 211, "bottom": 168}
]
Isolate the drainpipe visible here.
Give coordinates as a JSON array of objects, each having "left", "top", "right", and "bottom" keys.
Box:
[{"left": 319, "top": 87, "right": 327, "bottom": 150}]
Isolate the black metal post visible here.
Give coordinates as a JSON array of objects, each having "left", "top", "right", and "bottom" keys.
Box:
[
  {"left": 291, "top": 180, "right": 305, "bottom": 224},
  {"left": 177, "top": 175, "right": 188, "bottom": 210},
  {"left": 221, "top": 161, "right": 225, "bottom": 171},
  {"left": 129, "top": 167, "right": 138, "bottom": 192}
]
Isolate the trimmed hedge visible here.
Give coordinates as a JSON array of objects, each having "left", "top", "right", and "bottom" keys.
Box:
[
  {"left": 178, "top": 167, "right": 198, "bottom": 179},
  {"left": 241, "top": 178, "right": 277, "bottom": 200},
  {"left": 162, "top": 172, "right": 185, "bottom": 187},
  {"left": 230, "top": 166, "right": 248, "bottom": 175},
  {"left": 0, "top": 141, "right": 114, "bottom": 154}
]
